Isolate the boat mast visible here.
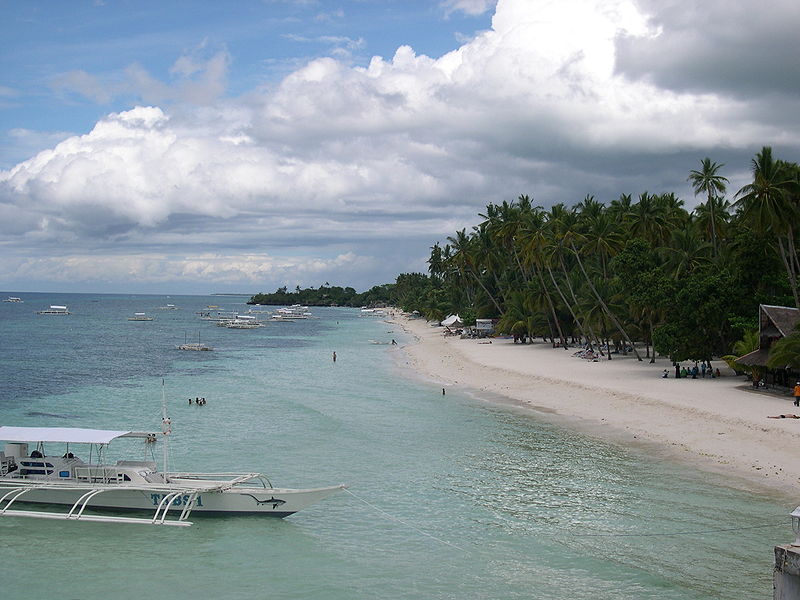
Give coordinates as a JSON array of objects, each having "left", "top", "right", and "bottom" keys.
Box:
[{"left": 161, "top": 379, "right": 171, "bottom": 475}]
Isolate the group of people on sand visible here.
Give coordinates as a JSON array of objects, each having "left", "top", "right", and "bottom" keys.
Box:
[
  {"left": 189, "top": 397, "right": 207, "bottom": 406},
  {"left": 662, "top": 362, "right": 720, "bottom": 379}
]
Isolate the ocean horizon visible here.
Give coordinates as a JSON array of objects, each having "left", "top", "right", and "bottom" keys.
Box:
[{"left": 0, "top": 292, "right": 787, "bottom": 599}]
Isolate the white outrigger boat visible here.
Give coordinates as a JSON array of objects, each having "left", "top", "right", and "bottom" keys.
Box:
[
  {"left": 36, "top": 305, "right": 70, "bottom": 315},
  {"left": 128, "top": 312, "right": 154, "bottom": 321},
  {"left": 0, "top": 420, "right": 344, "bottom": 527},
  {"left": 271, "top": 305, "right": 314, "bottom": 321}
]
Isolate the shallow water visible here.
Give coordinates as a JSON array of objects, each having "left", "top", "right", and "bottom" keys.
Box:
[{"left": 0, "top": 293, "right": 788, "bottom": 599}]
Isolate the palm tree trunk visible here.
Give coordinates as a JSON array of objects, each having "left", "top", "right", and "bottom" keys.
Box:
[
  {"left": 547, "top": 264, "right": 587, "bottom": 341},
  {"left": 649, "top": 319, "right": 656, "bottom": 363},
  {"left": 558, "top": 253, "right": 600, "bottom": 351},
  {"left": 534, "top": 266, "right": 567, "bottom": 347},
  {"left": 708, "top": 191, "right": 718, "bottom": 258},
  {"left": 571, "top": 242, "right": 642, "bottom": 361},
  {"left": 466, "top": 267, "right": 504, "bottom": 315},
  {"left": 777, "top": 237, "right": 800, "bottom": 308}
]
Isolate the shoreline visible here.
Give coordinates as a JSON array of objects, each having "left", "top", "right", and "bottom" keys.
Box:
[{"left": 387, "top": 312, "right": 800, "bottom": 502}]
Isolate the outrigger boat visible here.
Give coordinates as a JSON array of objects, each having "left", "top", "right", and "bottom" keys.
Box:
[
  {"left": 128, "top": 312, "right": 154, "bottom": 321},
  {"left": 36, "top": 305, "right": 70, "bottom": 315},
  {"left": 0, "top": 416, "right": 344, "bottom": 527}
]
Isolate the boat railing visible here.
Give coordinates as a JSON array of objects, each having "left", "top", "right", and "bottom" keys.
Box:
[{"left": 167, "top": 472, "right": 270, "bottom": 489}]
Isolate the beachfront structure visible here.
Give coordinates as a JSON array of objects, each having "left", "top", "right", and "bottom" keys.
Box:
[
  {"left": 475, "top": 319, "right": 496, "bottom": 337},
  {"left": 736, "top": 304, "right": 799, "bottom": 388}
]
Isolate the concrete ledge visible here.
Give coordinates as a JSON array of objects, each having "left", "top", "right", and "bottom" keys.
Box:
[{"left": 774, "top": 545, "right": 800, "bottom": 599}]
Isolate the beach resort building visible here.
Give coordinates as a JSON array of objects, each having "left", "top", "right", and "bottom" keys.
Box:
[{"left": 736, "top": 304, "right": 800, "bottom": 389}]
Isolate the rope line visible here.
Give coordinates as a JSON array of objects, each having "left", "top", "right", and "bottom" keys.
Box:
[
  {"left": 573, "top": 519, "right": 788, "bottom": 538},
  {"left": 343, "top": 488, "right": 468, "bottom": 552}
]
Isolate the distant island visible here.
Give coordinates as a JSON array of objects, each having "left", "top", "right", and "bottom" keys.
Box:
[{"left": 248, "top": 283, "right": 395, "bottom": 307}]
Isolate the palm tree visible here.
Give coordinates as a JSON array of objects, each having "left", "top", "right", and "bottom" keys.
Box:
[
  {"left": 766, "top": 326, "right": 800, "bottom": 370},
  {"left": 517, "top": 206, "right": 568, "bottom": 347},
  {"left": 688, "top": 158, "right": 728, "bottom": 257},
  {"left": 721, "top": 329, "right": 760, "bottom": 376},
  {"left": 693, "top": 195, "right": 731, "bottom": 250},
  {"left": 569, "top": 203, "right": 642, "bottom": 361},
  {"left": 447, "top": 229, "right": 504, "bottom": 315},
  {"left": 662, "top": 228, "right": 712, "bottom": 279},
  {"left": 628, "top": 192, "right": 668, "bottom": 246},
  {"left": 581, "top": 212, "right": 625, "bottom": 279},
  {"left": 735, "top": 147, "right": 800, "bottom": 307}
]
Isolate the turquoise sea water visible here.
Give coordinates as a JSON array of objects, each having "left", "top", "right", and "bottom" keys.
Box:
[{"left": 0, "top": 292, "right": 789, "bottom": 599}]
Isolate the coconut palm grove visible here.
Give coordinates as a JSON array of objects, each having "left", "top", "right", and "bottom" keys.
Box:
[
  {"left": 386, "top": 146, "right": 800, "bottom": 379},
  {"left": 250, "top": 146, "right": 800, "bottom": 382}
]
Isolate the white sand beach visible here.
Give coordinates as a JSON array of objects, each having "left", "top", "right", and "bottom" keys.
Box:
[{"left": 389, "top": 313, "right": 800, "bottom": 499}]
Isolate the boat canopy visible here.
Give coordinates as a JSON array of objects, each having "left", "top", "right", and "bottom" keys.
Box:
[{"left": 0, "top": 426, "right": 155, "bottom": 444}]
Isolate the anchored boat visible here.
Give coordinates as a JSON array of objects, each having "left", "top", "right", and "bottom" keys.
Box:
[
  {"left": 0, "top": 422, "right": 344, "bottom": 527},
  {"left": 36, "top": 305, "right": 70, "bottom": 315},
  {"left": 128, "top": 312, "right": 154, "bottom": 321}
]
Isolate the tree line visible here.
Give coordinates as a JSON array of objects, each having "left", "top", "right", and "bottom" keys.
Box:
[
  {"left": 249, "top": 283, "right": 395, "bottom": 308},
  {"left": 392, "top": 146, "right": 800, "bottom": 370}
]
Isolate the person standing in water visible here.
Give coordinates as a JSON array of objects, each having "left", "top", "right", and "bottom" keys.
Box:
[{"left": 332, "top": 351, "right": 337, "bottom": 363}]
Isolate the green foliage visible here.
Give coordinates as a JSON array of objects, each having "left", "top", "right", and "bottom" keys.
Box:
[
  {"left": 767, "top": 326, "right": 800, "bottom": 370},
  {"left": 721, "top": 329, "right": 760, "bottom": 375},
  {"left": 460, "top": 308, "right": 477, "bottom": 327},
  {"left": 249, "top": 283, "right": 393, "bottom": 308},
  {"left": 653, "top": 270, "right": 738, "bottom": 361}
]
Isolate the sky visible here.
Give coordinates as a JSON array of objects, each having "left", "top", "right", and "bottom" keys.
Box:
[{"left": 1, "top": 0, "right": 799, "bottom": 295}]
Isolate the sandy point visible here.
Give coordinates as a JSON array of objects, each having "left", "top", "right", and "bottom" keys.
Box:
[{"left": 387, "top": 313, "right": 800, "bottom": 501}]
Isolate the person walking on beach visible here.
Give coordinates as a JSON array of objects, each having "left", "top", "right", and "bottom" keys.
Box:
[{"left": 794, "top": 381, "right": 800, "bottom": 407}]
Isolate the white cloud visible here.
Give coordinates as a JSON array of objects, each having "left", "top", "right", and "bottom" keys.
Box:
[
  {"left": 2, "top": 0, "right": 799, "bottom": 291},
  {"left": 441, "top": 0, "right": 497, "bottom": 17},
  {"left": 0, "top": 251, "right": 365, "bottom": 286},
  {"left": 50, "top": 46, "right": 231, "bottom": 107}
]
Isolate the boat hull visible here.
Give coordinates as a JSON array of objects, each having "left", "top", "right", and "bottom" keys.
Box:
[{"left": 1, "top": 484, "right": 344, "bottom": 518}]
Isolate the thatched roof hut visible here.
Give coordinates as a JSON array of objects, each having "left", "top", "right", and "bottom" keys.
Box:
[{"left": 737, "top": 304, "right": 799, "bottom": 368}]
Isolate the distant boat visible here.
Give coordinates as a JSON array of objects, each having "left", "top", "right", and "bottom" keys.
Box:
[
  {"left": 128, "top": 312, "right": 154, "bottom": 321},
  {"left": 158, "top": 304, "right": 178, "bottom": 310},
  {"left": 271, "top": 305, "right": 313, "bottom": 321},
  {"left": 36, "top": 305, "right": 70, "bottom": 315},
  {"left": 177, "top": 332, "right": 213, "bottom": 351},
  {"left": 3, "top": 297, "right": 22, "bottom": 303},
  {"left": 225, "top": 315, "right": 265, "bottom": 329}
]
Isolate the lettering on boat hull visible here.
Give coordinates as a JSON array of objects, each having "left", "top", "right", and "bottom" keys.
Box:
[{"left": 150, "top": 493, "right": 204, "bottom": 507}]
